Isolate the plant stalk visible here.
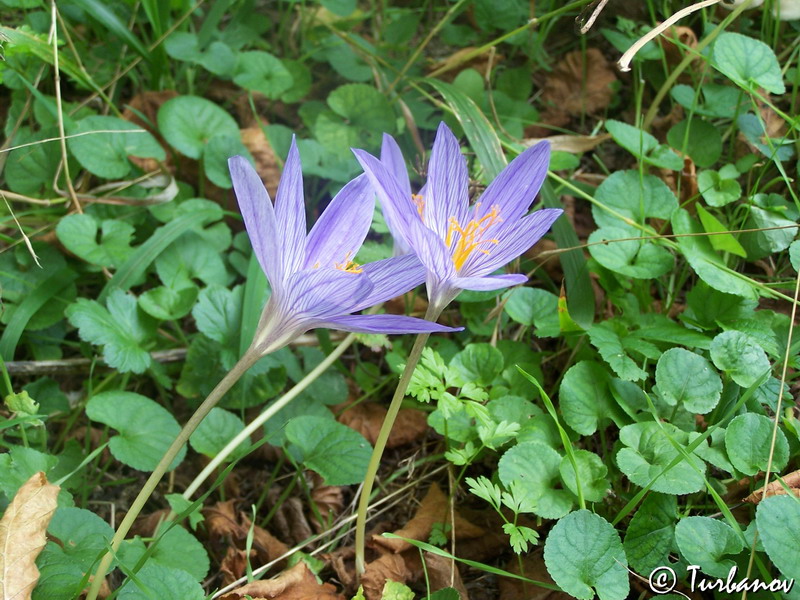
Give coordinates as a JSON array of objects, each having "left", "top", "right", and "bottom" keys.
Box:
[
  {"left": 84, "top": 350, "right": 261, "bottom": 600},
  {"left": 354, "top": 304, "right": 441, "bottom": 575}
]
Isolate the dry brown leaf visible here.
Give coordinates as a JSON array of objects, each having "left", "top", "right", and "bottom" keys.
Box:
[
  {"left": 499, "top": 549, "right": 572, "bottom": 600},
  {"left": 524, "top": 134, "right": 611, "bottom": 154},
  {"left": 337, "top": 402, "right": 428, "bottom": 448},
  {"left": 424, "top": 552, "right": 469, "bottom": 600},
  {"left": 241, "top": 512, "right": 291, "bottom": 564},
  {"left": 122, "top": 90, "right": 177, "bottom": 172},
  {"left": 427, "top": 47, "right": 503, "bottom": 80},
  {"left": 658, "top": 25, "right": 699, "bottom": 69},
  {"left": 220, "top": 547, "right": 256, "bottom": 586},
  {"left": 220, "top": 561, "right": 344, "bottom": 600},
  {"left": 538, "top": 48, "right": 616, "bottom": 129},
  {"left": 204, "top": 500, "right": 241, "bottom": 538},
  {"left": 744, "top": 469, "right": 800, "bottom": 503},
  {"left": 371, "top": 483, "right": 484, "bottom": 554},
  {"left": 361, "top": 553, "right": 413, "bottom": 600},
  {"left": 240, "top": 125, "right": 281, "bottom": 197},
  {"left": 0, "top": 472, "right": 60, "bottom": 600},
  {"left": 309, "top": 474, "right": 344, "bottom": 533}
]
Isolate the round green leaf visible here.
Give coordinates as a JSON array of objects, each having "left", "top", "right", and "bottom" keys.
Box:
[
  {"left": 675, "top": 516, "right": 743, "bottom": 578},
  {"left": 588, "top": 226, "right": 674, "bottom": 278},
  {"left": 666, "top": 118, "right": 722, "bottom": 168},
  {"left": 655, "top": 348, "right": 721, "bottom": 414},
  {"left": 233, "top": 51, "right": 294, "bottom": 99},
  {"left": 593, "top": 171, "right": 678, "bottom": 229},
  {"left": 68, "top": 115, "right": 165, "bottom": 179},
  {"left": 756, "top": 494, "right": 800, "bottom": 580},
  {"left": 189, "top": 407, "right": 248, "bottom": 461},
  {"left": 616, "top": 422, "right": 706, "bottom": 495},
  {"left": 623, "top": 493, "right": 677, "bottom": 574},
  {"left": 449, "top": 343, "right": 504, "bottom": 387},
  {"left": 559, "top": 450, "right": 609, "bottom": 502},
  {"left": 158, "top": 96, "right": 240, "bottom": 159},
  {"left": 5, "top": 126, "right": 60, "bottom": 194},
  {"left": 56, "top": 214, "right": 135, "bottom": 268},
  {"left": 285, "top": 416, "right": 372, "bottom": 486},
  {"left": 327, "top": 83, "right": 396, "bottom": 133},
  {"left": 503, "top": 287, "right": 559, "bottom": 337},
  {"left": 86, "top": 391, "right": 186, "bottom": 472},
  {"left": 559, "top": 361, "right": 613, "bottom": 436},
  {"left": 544, "top": 510, "right": 629, "bottom": 600},
  {"left": 724, "top": 413, "right": 788, "bottom": 476},
  {"left": 498, "top": 442, "right": 573, "bottom": 519},
  {"left": 710, "top": 330, "right": 770, "bottom": 388},
  {"left": 117, "top": 563, "right": 204, "bottom": 600},
  {"left": 203, "top": 134, "right": 254, "bottom": 189},
  {"left": 698, "top": 170, "right": 741, "bottom": 207},
  {"left": 121, "top": 524, "right": 210, "bottom": 582},
  {"left": 713, "top": 32, "right": 785, "bottom": 95},
  {"left": 138, "top": 285, "right": 198, "bottom": 320}
]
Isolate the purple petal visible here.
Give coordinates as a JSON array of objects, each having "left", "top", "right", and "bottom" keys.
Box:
[
  {"left": 304, "top": 175, "right": 373, "bottom": 270},
  {"left": 350, "top": 254, "right": 426, "bottom": 312},
  {"left": 229, "top": 156, "right": 283, "bottom": 287},
  {"left": 452, "top": 273, "right": 527, "bottom": 292},
  {"left": 283, "top": 268, "right": 373, "bottom": 320},
  {"left": 474, "top": 141, "right": 551, "bottom": 225},
  {"left": 274, "top": 138, "right": 306, "bottom": 275},
  {"left": 425, "top": 123, "right": 469, "bottom": 239},
  {"left": 321, "top": 314, "right": 463, "bottom": 334},
  {"left": 380, "top": 134, "right": 412, "bottom": 199},
  {"left": 353, "top": 149, "right": 417, "bottom": 250},
  {"left": 463, "top": 208, "right": 563, "bottom": 276},
  {"left": 406, "top": 216, "right": 456, "bottom": 283}
]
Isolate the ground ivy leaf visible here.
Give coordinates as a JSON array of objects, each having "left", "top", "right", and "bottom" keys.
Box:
[
  {"left": 559, "top": 361, "right": 614, "bottom": 435},
  {"left": 592, "top": 170, "right": 678, "bottom": 229},
  {"left": 157, "top": 95, "right": 240, "bottom": 159},
  {"left": 203, "top": 133, "right": 254, "bottom": 188},
  {"left": 616, "top": 422, "right": 706, "bottom": 495},
  {"left": 233, "top": 50, "right": 294, "bottom": 99},
  {"left": 117, "top": 563, "right": 204, "bottom": 600},
  {"left": 623, "top": 493, "right": 677, "bottom": 574},
  {"left": 66, "top": 289, "right": 153, "bottom": 374},
  {"left": 724, "top": 413, "right": 788, "bottom": 476},
  {"left": 189, "top": 407, "right": 248, "bottom": 461},
  {"left": 449, "top": 343, "right": 504, "bottom": 387},
  {"left": 588, "top": 225, "right": 674, "bottom": 278},
  {"left": 756, "top": 494, "right": 800, "bottom": 580},
  {"left": 666, "top": 117, "right": 722, "bottom": 168},
  {"left": 674, "top": 516, "right": 743, "bottom": 579},
  {"left": 713, "top": 32, "right": 785, "bottom": 94},
  {"left": 155, "top": 231, "right": 230, "bottom": 289},
  {"left": 502, "top": 287, "right": 560, "bottom": 337},
  {"left": 86, "top": 391, "right": 186, "bottom": 472},
  {"left": 655, "top": 348, "right": 721, "bottom": 414},
  {"left": 285, "top": 416, "right": 372, "bottom": 486},
  {"left": 558, "top": 450, "right": 609, "bottom": 502},
  {"left": 327, "top": 83, "right": 396, "bottom": 135},
  {"left": 709, "top": 330, "right": 770, "bottom": 388},
  {"left": 544, "top": 510, "right": 629, "bottom": 600},
  {"left": 56, "top": 214, "right": 135, "bottom": 268},
  {"left": 697, "top": 170, "right": 741, "bottom": 207},
  {"left": 498, "top": 442, "right": 573, "bottom": 519}
]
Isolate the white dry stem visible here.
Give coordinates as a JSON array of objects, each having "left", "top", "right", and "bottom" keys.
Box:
[
  {"left": 579, "top": 0, "right": 610, "bottom": 34},
  {"left": 618, "top": 0, "right": 722, "bottom": 72},
  {"left": 2, "top": 193, "right": 41, "bottom": 267}
]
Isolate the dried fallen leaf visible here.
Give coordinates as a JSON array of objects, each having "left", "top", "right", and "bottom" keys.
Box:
[
  {"left": 309, "top": 473, "right": 344, "bottom": 533},
  {"left": 204, "top": 500, "right": 241, "bottom": 538},
  {"left": 122, "top": 90, "right": 177, "bottom": 172},
  {"left": 337, "top": 402, "right": 428, "bottom": 448},
  {"left": 220, "top": 547, "right": 256, "bottom": 586},
  {"left": 220, "top": 561, "right": 344, "bottom": 600},
  {"left": 523, "top": 134, "right": 611, "bottom": 154},
  {"left": 0, "top": 472, "right": 60, "bottom": 600},
  {"left": 361, "top": 553, "right": 413, "bottom": 600},
  {"left": 744, "top": 469, "right": 800, "bottom": 504},
  {"left": 424, "top": 552, "right": 469, "bottom": 600},
  {"left": 371, "top": 483, "right": 484, "bottom": 554},
  {"left": 499, "top": 548, "right": 572, "bottom": 600},
  {"left": 240, "top": 125, "right": 281, "bottom": 197}
]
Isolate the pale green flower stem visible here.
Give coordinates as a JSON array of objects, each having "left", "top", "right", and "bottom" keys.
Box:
[
  {"left": 354, "top": 304, "right": 442, "bottom": 575},
  {"left": 85, "top": 350, "right": 261, "bottom": 600}
]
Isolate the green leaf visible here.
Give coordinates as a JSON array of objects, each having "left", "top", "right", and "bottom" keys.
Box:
[
  {"left": 606, "top": 120, "right": 683, "bottom": 170},
  {"left": 588, "top": 225, "right": 674, "bottom": 278},
  {"left": 559, "top": 361, "right": 614, "bottom": 435},
  {"left": 380, "top": 580, "right": 415, "bottom": 600},
  {"left": 724, "top": 413, "right": 788, "bottom": 476},
  {"left": 68, "top": 0, "right": 149, "bottom": 59},
  {"left": 593, "top": 170, "right": 678, "bottom": 229},
  {"left": 233, "top": 50, "right": 294, "bottom": 99},
  {"left": 666, "top": 118, "right": 722, "bottom": 168},
  {"left": 713, "top": 32, "right": 785, "bottom": 95},
  {"left": 616, "top": 422, "right": 706, "bottom": 495},
  {"left": 120, "top": 523, "right": 209, "bottom": 582},
  {"left": 655, "top": 348, "right": 722, "bottom": 414},
  {"left": 670, "top": 83, "right": 745, "bottom": 119},
  {"left": 5, "top": 126, "right": 60, "bottom": 194},
  {"left": 192, "top": 285, "right": 242, "bottom": 350},
  {"left": 86, "top": 391, "right": 186, "bottom": 472},
  {"left": 698, "top": 169, "right": 741, "bottom": 207},
  {"left": 739, "top": 203, "right": 798, "bottom": 260},
  {"left": 588, "top": 322, "right": 647, "bottom": 381},
  {"left": 559, "top": 450, "right": 609, "bottom": 502},
  {"left": 695, "top": 205, "right": 747, "bottom": 258},
  {"left": 138, "top": 285, "right": 198, "bottom": 321},
  {"left": 756, "top": 494, "right": 800, "bottom": 580},
  {"left": 56, "top": 214, "right": 135, "bottom": 268},
  {"left": 503, "top": 287, "right": 559, "bottom": 337},
  {"left": 66, "top": 289, "right": 153, "bottom": 374},
  {"left": 203, "top": 134, "right": 254, "bottom": 188},
  {"left": 158, "top": 95, "right": 240, "bottom": 159},
  {"left": 285, "top": 416, "right": 372, "bottom": 485},
  {"left": 544, "top": 510, "right": 629, "bottom": 600},
  {"left": 155, "top": 231, "right": 229, "bottom": 289},
  {"left": 449, "top": 343, "right": 504, "bottom": 387},
  {"left": 327, "top": 83, "right": 396, "bottom": 135},
  {"left": 674, "top": 516, "right": 743, "bottom": 578},
  {"left": 623, "top": 493, "right": 677, "bottom": 574},
  {"left": 189, "top": 407, "right": 248, "bottom": 461},
  {"left": 710, "top": 330, "right": 770, "bottom": 388},
  {"left": 498, "top": 442, "right": 573, "bottom": 519},
  {"left": 117, "top": 563, "right": 204, "bottom": 600}
]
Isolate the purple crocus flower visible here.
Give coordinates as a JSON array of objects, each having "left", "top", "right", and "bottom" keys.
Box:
[
  {"left": 354, "top": 122, "right": 563, "bottom": 313},
  {"left": 229, "top": 140, "right": 460, "bottom": 356}
]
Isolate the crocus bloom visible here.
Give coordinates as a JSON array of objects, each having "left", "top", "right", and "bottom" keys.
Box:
[
  {"left": 354, "top": 122, "right": 563, "bottom": 313},
  {"left": 229, "top": 141, "right": 460, "bottom": 356}
]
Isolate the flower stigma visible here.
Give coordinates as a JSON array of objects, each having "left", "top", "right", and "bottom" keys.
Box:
[
  {"left": 445, "top": 203, "right": 502, "bottom": 271},
  {"left": 411, "top": 193, "right": 425, "bottom": 219},
  {"left": 334, "top": 251, "right": 364, "bottom": 274}
]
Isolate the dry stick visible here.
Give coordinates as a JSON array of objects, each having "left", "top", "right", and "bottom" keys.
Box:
[
  {"left": 84, "top": 350, "right": 262, "bottom": 600},
  {"left": 578, "top": 0, "right": 610, "bottom": 34},
  {"left": 742, "top": 264, "right": 800, "bottom": 600},
  {"left": 354, "top": 303, "right": 442, "bottom": 575}
]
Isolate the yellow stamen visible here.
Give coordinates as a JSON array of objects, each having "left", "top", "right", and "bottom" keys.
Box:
[
  {"left": 334, "top": 251, "right": 363, "bottom": 274},
  {"left": 411, "top": 194, "right": 425, "bottom": 219},
  {"left": 445, "top": 204, "right": 502, "bottom": 271}
]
